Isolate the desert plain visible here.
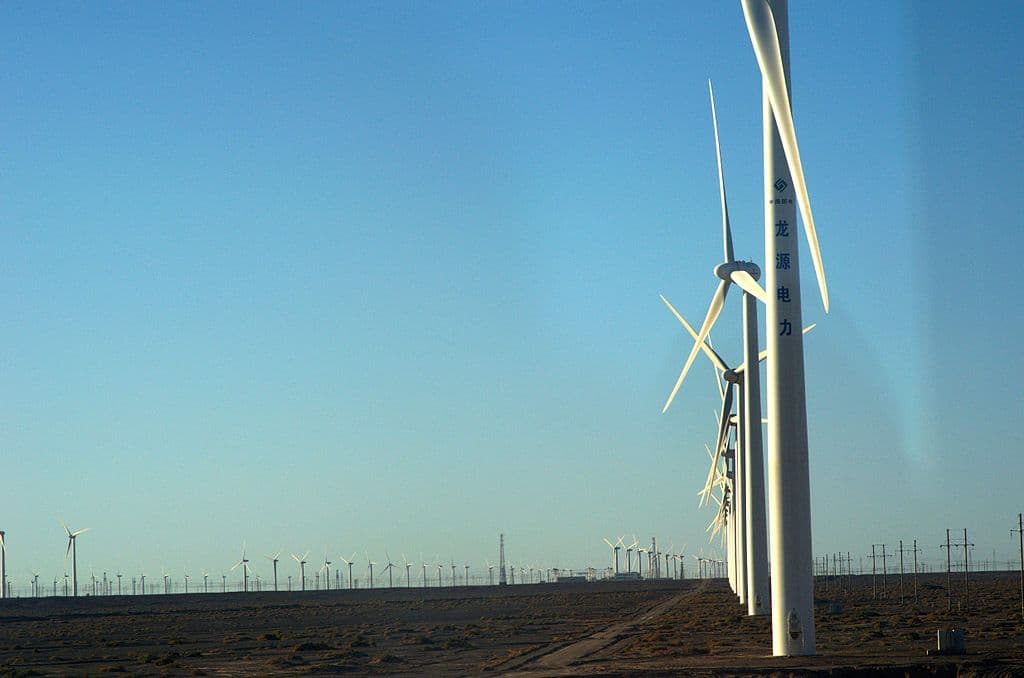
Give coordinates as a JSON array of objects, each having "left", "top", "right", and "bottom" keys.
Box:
[{"left": 1, "top": 572, "right": 1023, "bottom": 676}]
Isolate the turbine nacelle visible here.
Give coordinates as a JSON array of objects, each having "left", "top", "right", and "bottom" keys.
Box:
[{"left": 714, "top": 260, "right": 760, "bottom": 283}]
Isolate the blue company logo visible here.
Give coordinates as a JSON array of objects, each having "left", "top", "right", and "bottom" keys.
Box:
[{"left": 774, "top": 178, "right": 788, "bottom": 192}]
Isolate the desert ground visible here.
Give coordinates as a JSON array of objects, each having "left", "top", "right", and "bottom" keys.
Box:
[{"left": 1, "top": 572, "right": 1023, "bottom": 676}]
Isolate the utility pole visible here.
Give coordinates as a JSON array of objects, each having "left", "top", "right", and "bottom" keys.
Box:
[
  {"left": 869, "top": 545, "right": 878, "bottom": 599},
  {"left": 912, "top": 540, "right": 920, "bottom": 603},
  {"left": 880, "top": 544, "right": 890, "bottom": 599},
  {"left": 897, "top": 540, "right": 907, "bottom": 604},
  {"left": 1013, "top": 514, "right": 1024, "bottom": 619},
  {"left": 955, "top": 529, "right": 974, "bottom": 610}
]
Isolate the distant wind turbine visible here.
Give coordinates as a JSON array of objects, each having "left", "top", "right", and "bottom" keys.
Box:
[
  {"left": 292, "top": 551, "right": 309, "bottom": 591},
  {"left": 382, "top": 551, "right": 396, "bottom": 588},
  {"left": 231, "top": 543, "right": 251, "bottom": 592},
  {"left": 320, "top": 550, "right": 332, "bottom": 591},
  {"left": 602, "top": 537, "right": 624, "bottom": 574},
  {"left": 366, "top": 553, "right": 376, "bottom": 588},
  {"left": 61, "top": 520, "right": 90, "bottom": 597},
  {"left": 403, "top": 554, "right": 413, "bottom": 587},
  {"left": 0, "top": 530, "right": 6, "bottom": 599},
  {"left": 340, "top": 552, "right": 356, "bottom": 589},
  {"left": 266, "top": 551, "right": 281, "bottom": 591}
]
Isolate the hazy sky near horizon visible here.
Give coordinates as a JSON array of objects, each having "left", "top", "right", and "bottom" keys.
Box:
[{"left": 2, "top": 1, "right": 1023, "bottom": 586}]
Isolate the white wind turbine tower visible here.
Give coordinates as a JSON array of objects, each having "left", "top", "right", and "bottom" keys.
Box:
[
  {"left": 366, "top": 553, "right": 376, "bottom": 588},
  {"left": 266, "top": 551, "right": 281, "bottom": 591},
  {"left": 742, "top": 0, "right": 829, "bottom": 655},
  {"left": 661, "top": 78, "right": 772, "bottom": 614},
  {"left": 291, "top": 551, "right": 309, "bottom": 591},
  {"left": 664, "top": 291, "right": 813, "bottom": 614},
  {"left": 61, "top": 520, "right": 90, "bottom": 597},
  {"left": 486, "top": 559, "right": 495, "bottom": 586},
  {"left": 381, "top": 551, "right": 396, "bottom": 588},
  {"left": 626, "top": 538, "right": 639, "bottom": 573},
  {"left": 231, "top": 543, "right": 251, "bottom": 592},
  {"left": 340, "top": 552, "right": 356, "bottom": 589},
  {"left": 320, "top": 551, "right": 332, "bottom": 591},
  {"left": 403, "top": 554, "right": 413, "bottom": 587},
  {"left": 0, "top": 530, "right": 6, "bottom": 599},
  {"left": 602, "top": 537, "right": 624, "bottom": 575}
]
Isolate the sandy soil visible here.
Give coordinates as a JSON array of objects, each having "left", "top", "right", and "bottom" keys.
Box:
[{"left": 1, "top": 572, "right": 1023, "bottom": 676}]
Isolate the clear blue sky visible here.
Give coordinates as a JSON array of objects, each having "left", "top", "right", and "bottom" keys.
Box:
[{"left": 2, "top": 1, "right": 1022, "bottom": 586}]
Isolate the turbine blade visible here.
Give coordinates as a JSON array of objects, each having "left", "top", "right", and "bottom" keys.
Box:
[
  {"left": 715, "top": 383, "right": 734, "bottom": 458},
  {"left": 662, "top": 280, "right": 729, "bottom": 413},
  {"left": 709, "top": 79, "right": 734, "bottom": 263},
  {"left": 659, "top": 294, "right": 729, "bottom": 374},
  {"left": 741, "top": 0, "right": 828, "bottom": 312},
  {"left": 729, "top": 270, "right": 767, "bottom": 303},
  {"left": 72, "top": 528, "right": 91, "bottom": 537},
  {"left": 65, "top": 538, "right": 72, "bottom": 559}
]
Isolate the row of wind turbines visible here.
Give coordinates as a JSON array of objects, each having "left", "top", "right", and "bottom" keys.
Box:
[
  {"left": 0, "top": 526, "right": 644, "bottom": 598},
  {"left": 660, "top": 0, "right": 830, "bottom": 656},
  {"left": 600, "top": 536, "right": 725, "bottom": 580}
]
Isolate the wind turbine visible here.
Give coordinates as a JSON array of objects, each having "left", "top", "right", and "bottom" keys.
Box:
[
  {"left": 486, "top": 559, "right": 495, "bottom": 586},
  {"left": 660, "top": 78, "right": 769, "bottom": 612},
  {"left": 0, "top": 530, "right": 6, "bottom": 599},
  {"left": 366, "top": 553, "right": 376, "bottom": 588},
  {"left": 266, "top": 551, "right": 281, "bottom": 591},
  {"left": 403, "top": 554, "right": 413, "bottom": 587},
  {"left": 231, "top": 543, "right": 251, "bottom": 592},
  {"left": 381, "top": 551, "right": 396, "bottom": 588},
  {"left": 602, "top": 537, "right": 624, "bottom": 575},
  {"left": 670, "top": 299, "right": 813, "bottom": 601},
  {"left": 291, "top": 551, "right": 309, "bottom": 591},
  {"left": 201, "top": 569, "right": 209, "bottom": 594},
  {"left": 320, "top": 551, "right": 332, "bottom": 591},
  {"left": 61, "top": 520, "right": 90, "bottom": 597},
  {"left": 742, "top": 0, "right": 829, "bottom": 655},
  {"left": 184, "top": 569, "right": 190, "bottom": 594},
  {"left": 339, "top": 552, "right": 356, "bottom": 589},
  {"left": 625, "top": 538, "right": 639, "bottom": 573}
]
